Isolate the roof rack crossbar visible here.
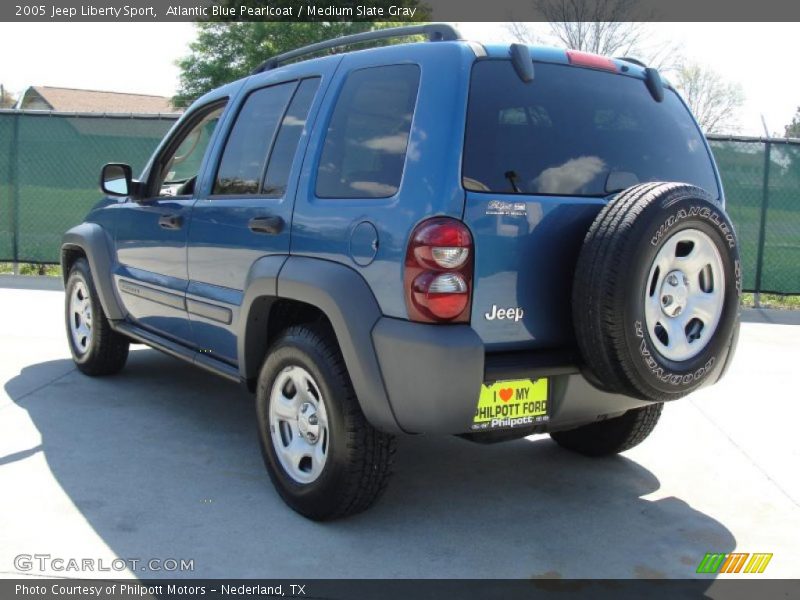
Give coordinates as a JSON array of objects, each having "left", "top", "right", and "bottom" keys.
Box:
[{"left": 251, "top": 23, "right": 461, "bottom": 74}]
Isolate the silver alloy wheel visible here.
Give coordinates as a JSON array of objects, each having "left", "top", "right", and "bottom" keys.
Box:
[
  {"left": 268, "top": 365, "right": 329, "bottom": 484},
  {"left": 644, "top": 228, "right": 725, "bottom": 362},
  {"left": 69, "top": 280, "right": 93, "bottom": 355}
]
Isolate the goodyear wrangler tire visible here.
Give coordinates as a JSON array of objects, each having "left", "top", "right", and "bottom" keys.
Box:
[{"left": 572, "top": 182, "right": 741, "bottom": 402}]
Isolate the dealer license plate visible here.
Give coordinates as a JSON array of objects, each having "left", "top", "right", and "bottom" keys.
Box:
[{"left": 472, "top": 378, "right": 549, "bottom": 431}]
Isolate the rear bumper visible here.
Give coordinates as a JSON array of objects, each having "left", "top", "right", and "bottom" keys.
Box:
[{"left": 371, "top": 317, "right": 650, "bottom": 434}]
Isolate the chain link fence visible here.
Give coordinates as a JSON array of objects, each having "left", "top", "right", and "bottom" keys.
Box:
[
  {"left": 706, "top": 135, "right": 800, "bottom": 296},
  {"left": 1, "top": 111, "right": 798, "bottom": 295},
  {"left": 0, "top": 110, "right": 178, "bottom": 264}
]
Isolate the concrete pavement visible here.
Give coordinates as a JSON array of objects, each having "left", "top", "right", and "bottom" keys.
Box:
[{"left": 1, "top": 285, "right": 798, "bottom": 580}]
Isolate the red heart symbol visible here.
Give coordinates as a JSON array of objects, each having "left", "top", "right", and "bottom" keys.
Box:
[{"left": 499, "top": 388, "right": 513, "bottom": 402}]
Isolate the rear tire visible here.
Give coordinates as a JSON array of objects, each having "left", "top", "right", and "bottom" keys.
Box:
[
  {"left": 65, "top": 258, "right": 129, "bottom": 376},
  {"left": 550, "top": 404, "right": 663, "bottom": 457},
  {"left": 256, "top": 325, "right": 395, "bottom": 520}
]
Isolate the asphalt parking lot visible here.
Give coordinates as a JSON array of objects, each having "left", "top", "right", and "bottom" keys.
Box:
[{"left": 1, "top": 281, "right": 799, "bottom": 581}]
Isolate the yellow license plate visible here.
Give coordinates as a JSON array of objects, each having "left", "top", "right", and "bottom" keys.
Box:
[{"left": 472, "top": 378, "right": 549, "bottom": 431}]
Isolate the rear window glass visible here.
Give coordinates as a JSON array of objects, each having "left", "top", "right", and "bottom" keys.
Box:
[
  {"left": 463, "top": 61, "right": 719, "bottom": 197},
  {"left": 316, "top": 64, "right": 420, "bottom": 199}
]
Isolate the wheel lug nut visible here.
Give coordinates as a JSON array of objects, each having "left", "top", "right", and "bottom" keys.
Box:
[
  {"left": 662, "top": 295, "right": 673, "bottom": 306},
  {"left": 308, "top": 415, "right": 318, "bottom": 426},
  {"left": 668, "top": 274, "right": 679, "bottom": 286}
]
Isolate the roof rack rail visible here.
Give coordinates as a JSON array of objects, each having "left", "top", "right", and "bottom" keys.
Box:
[
  {"left": 251, "top": 23, "right": 462, "bottom": 74},
  {"left": 616, "top": 56, "right": 647, "bottom": 68}
]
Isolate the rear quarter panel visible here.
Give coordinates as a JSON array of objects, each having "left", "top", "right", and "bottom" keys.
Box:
[{"left": 289, "top": 42, "right": 476, "bottom": 318}]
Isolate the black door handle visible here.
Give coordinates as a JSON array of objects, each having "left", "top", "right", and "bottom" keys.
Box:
[
  {"left": 248, "top": 215, "right": 284, "bottom": 235},
  {"left": 158, "top": 214, "right": 183, "bottom": 230}
]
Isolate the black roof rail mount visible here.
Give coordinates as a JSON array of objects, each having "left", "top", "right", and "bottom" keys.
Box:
[
  {"left": 252, "top": 23, "right": 462, "bottom": 75},
  {"left": 644, "top": 67, "right": 665, "bottom": 102},
  {"left": 614, "top": 56, "right": 665, "bottom": 102},
  {"left": 510, "top": 43, "right": 534, "bottom": 83}
]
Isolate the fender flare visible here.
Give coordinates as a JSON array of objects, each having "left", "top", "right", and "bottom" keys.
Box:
[
  {"left": 239, "top": 255, "right": 400, "bottom": 433},
  {"left": 237, "top": 254, "right": 287, "bottom": 387},
  {"left": 61, "top": 223, "right": 126, "bottom": 321}
]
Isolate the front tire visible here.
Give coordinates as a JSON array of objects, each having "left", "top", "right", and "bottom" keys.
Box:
[
  {"left": 550, "top": 404, "right": 663, "bottom": 457},
  {"left": 256, "top": 325, "right": 395, "bottom": 520},
  {"left": 65, "top": 258, "right": 129, "bottom": 376}
]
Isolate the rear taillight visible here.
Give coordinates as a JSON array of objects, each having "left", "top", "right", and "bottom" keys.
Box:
[
  {"left": 566, "top": 50, "right": 618, "bottom": 72},
  {"left": 405, "top": 218, "right": 473, "bottom": 323}
]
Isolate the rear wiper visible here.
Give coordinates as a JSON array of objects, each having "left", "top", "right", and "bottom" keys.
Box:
[{"left": 505, "top": 170, "right": 521, "bottom": 193}]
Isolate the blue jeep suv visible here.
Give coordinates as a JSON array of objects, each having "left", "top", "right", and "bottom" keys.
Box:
[{"left": 61, "top": 24, "right": 741, "bottom": 520}]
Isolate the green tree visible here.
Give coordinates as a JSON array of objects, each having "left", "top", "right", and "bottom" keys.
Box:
[
  {"left": 784, "top": 107, "right": 800, "bottom": 138},
  {"left": 673, "top": 62, "right": 744, "bottom": 134},
  {"left": 174, "top": 21, "right": 423, "bottom": 108}
]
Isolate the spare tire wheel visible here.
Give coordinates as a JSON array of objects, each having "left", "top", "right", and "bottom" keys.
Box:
[{"left": 572, "top": 182, "right": 741, "bottom": 402}]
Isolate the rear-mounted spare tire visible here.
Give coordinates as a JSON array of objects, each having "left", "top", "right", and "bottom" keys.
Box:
[{"left": 572, "top": 182, "right": 741, "bottom": 402}]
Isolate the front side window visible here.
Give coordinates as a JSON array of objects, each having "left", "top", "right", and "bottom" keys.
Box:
[
  {"left": 463, "top": 61, "right": 719, "bottom": 197},
  {"left": 156, "top": 104, "right": 224, "bottom": 197},
  {"left": 316, "top": 64, "right": 420, "bottom": 199}
]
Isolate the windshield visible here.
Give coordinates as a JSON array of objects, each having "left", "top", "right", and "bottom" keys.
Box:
[{"left": 463, "top": 60, "right": 719, "bottom": 198}]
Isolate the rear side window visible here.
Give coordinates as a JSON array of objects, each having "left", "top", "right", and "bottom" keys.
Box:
[
  {"left": 263, "top": 77, "right": 320, "bottom": 197},
  {"left": 463, "top": 61, "right": 719, "bottom": 197},
  {"left": 213, "top": 82, "right": 295, "bottom": 195},
  {"left": 316, "top": 64, "right": 420, "bottom": 199}
]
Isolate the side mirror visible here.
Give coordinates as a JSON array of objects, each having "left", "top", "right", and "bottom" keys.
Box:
[{"left": 100, "top": 163, "right": 134, "bottom": 197}]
